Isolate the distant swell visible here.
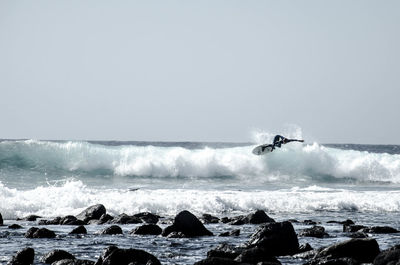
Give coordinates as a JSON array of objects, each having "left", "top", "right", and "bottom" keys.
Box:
[{"left": 0, "top": 140, "right": 400, "bottom": 184}]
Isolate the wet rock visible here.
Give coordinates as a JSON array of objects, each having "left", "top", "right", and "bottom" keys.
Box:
[
  {"left": 39, "top": 217, "right": 62, "bottom": 225},
  {"left": 373, "top": 245, "right": 400, "bottom": 265},
  {"left": 94, "top": 246, "right": 161, "bottom": 265},
  {"left": 343, "top": 225, "right": 367, "bottom": 233},
  {"left": 362, "top": 226, "right": 399, "bottom": 234},
  {"left": 97, "top": 214, "right": 114, "bottom": 224},
  {"left": 61, "top": 216, "right": 85, "bottom": 226},
  {"left": 299, "top": 226, "right": 329, "bottom": 238},
  {"left": 193, "top": 257, "right": 249, "bottom": 265},
  {"left": 0, "top": 212, "right": 3, "bottom": 225},
  {"left": 40, "top": 249, "right": 75, "bottom": 264},
  {"left": 234, "top": 246, "right": 281, "bottom": 264},
  {"left": 314, "top": 238, "right": 380, "bottom": 263},
  {"left": 76, "top": 204, "right": 106, "bottom": 223},
  {"left": 297, "top": 243, "right": 313, "bottom": 254},
  {"left": 162, "top": 210, "right": 213, "bottom": 237},
  {"left": 100, "top": 225, "right": 123, "bottom": 235},
  {"left": 18, "top": 215, "right": 41, "bottom": 222},
  {"left": 246, "top": 221, "right": 299, "bottom": 256},
  {"left": 305, "top": 257, "right": 360, "bottom": 265},
  {"left": 303, "top": 220, "right": 318, "bottom": 225},
  {"left": 207, "top": 244, "right": 245, "bottom": 260},
  {"left": 70, "top": 225, "right": 87, "bottom": 234},
  {"left": 7, "top": 247, "right": 34, "bottom": 265},
  {"left": 246, "top": 210, "right": 275, "bottom": 224},
  {"left": 112, "top": 214, "right": 142, "bottom": 224},
  {"left": 348, "top": 232, "right": 368, "bottom": 239},
  {"left": 8, "top": 224, "right": 22, "bottom": 229},
  {"left": 130, "top": 224, "right": 162, "bottom": 235},
  {"left": 52, "top": 259, "right": 95, "bottom": 265},
  {"left": 25, "top": 227, "right": 56, "bottom": 238},
  {"left": 202, "top": 214, "right": 220, "bottom": 224},
  {"left": 327, "top": 220, "right": 355, "bottom": 226},
  {"left": 219, "top": 229, "right": 240, "bottom": 237},
  {"left": 133, "top": 212, "right": 160, "bottom": 224}
]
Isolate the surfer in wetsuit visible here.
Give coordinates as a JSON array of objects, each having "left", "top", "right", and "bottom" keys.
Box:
[{"left": 270, "top": 135, "right": 304, "bottom": 151}]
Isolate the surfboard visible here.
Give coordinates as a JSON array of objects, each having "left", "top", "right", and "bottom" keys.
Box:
[{"left": 252, "top": 144, "right": 274, "bottom": 155}]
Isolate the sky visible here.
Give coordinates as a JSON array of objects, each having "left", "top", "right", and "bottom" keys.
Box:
[{"left": 0, "top": 1, "right": 399, "bottom": 144}]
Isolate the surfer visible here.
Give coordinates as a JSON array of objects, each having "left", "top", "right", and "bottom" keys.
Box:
[{"left": 271, "top": 135, "right": 304, "bottom": 151}]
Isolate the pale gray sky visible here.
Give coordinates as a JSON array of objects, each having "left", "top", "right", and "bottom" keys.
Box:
[{"left": 0, "top": 1, "right": 399, "bottom": 144}]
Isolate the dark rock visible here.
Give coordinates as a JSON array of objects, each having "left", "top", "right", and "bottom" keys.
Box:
[
  {"left": 219, "top": 229, "right": 240, "bottom": 237},
  {"left": 76, "top": 204, "right": 106, "bottom": 223},
  {"left": 130, "top": 224, "right": 162, "bottom": 235},
  {"left": 315, "top": 238, "right": 380, "bottom": 263},
  {"left": 207, "top": 244, "right": 245, "bottom": 260},
  {"left": 100, "top": 225, "right": 123, "bottom": 235},
  {"left": 8, "top": 224, "right": 22, "bottom": 229},
  {"left": 362, "top": 226, "right": 399, "bottom": 234},
  {"left": 53, "top": 259, "right": 95, "bottom": 265},
  {"left": 39, "top": 217, "right": 62, "bottom": 225},
  {"left": 303, "top": 220, "right": 318, "bottom": 225},
  {"left": 298, "top": 243, "right": 313, "bottom": 253},
  {"left": 374, "top": 245, "right": 400, "bottom": 265},
  {"left": 328, "top": 220, "right": 355, "bottom": 225},
  {"left": 305, "top": 257, "right": 360, "bottom": 265},
  {"left": 246, "top": 221, "right": 299, "bottom": 256},
  {"left": 0, "top": 212, "right": 3, "bottom": 225},
  {"left": 70, "top": 225, "right": 87, "bottom": 234},
  {"left": 162, "top": 210, "right": 213, "bottom": 237},
  {"left": 18, "top": 215, "right": 41, "bottom": 222},
  {"left": 166, "top": 231, "right": 186, "bottom": 238},
  {"left": 61, "top": 215, "right": 85, "bottom": 225},
  {"left": 112, "top": 214, "right": 142, "bottom": 224},
  {"left": 40, "top": 249, "right": 75, "bottom": 264},
  {"left": 193, "top": 257, "right": 248, "bottom": 265},
  {"left": 343, "top": 225, "right": 367, "bottom": 233},
  {"left": 95, "top": 246, "right": 161, "bottom": 265},
  {"left": 246, "top": 210, "right": 275, "bottom": 224},
  {"left": 7, "top": 247, "right": 34, "bottom": 265},
  {"left": 98, "top": 214, "right": 114, "bottom": 224},
  {"left": 202, "top": 214, "right": 220, "bottom": 224},
  {"left": 25, "top": 227, "right": 56, "bottom": 238},
  {"left": 348, "top": 232, "right": 368, "bottom": 239},
  {"left": 221, "top": 217, "right": 231, "bottom": 223},
  {"left": 229, "top": 216, "right": 247, "bottom": 226},
  {"left": 299, "top": 226, "right": 329, "bottom": 238},
  {"left": 133, "top": 212, "right": 160, "bottom": 224},
  {"left": 234, "top": 246, "right": 281, "bottom": 264}
]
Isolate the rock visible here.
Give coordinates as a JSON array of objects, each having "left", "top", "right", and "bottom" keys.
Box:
[
  {"left": 315, "top": 238, "right": 380, "bottom": 263},
  {"left": 299, "top": 226, "right": 329, "bottom": 238},
  {"left": 343, "top": 225, "right": 367, "bottom": 233},
  {"left": 202, "top": 214, "right": 220, "bottom": 224},
  {"left": 246, "top": 210, "right": 275, "bottom": 224},
  {"left": 303, "top": 220, "right": 318, "bottom": 225},
  {"left": 8, "top": 224, "right": 23, "bottom": 229},
  {"left": 207, "top": 244, "right": 245, "bottom": 260},
  {"left": 348, "top": 232, "right": 368, "bottom": 239},
  {"left": 162, "top": 210, "right": 213, "bottom": 237},
  {"left": 61, "top": 216, "right": 86, "bottom": 225},
  {"left": 305, "top": 257, "right": 360, "bottom": 265},
  {"left": 0, "top": 212, "right": 3, "bottom": 225},
  {"left": 39, "top": 217, "right": 62, "bottom": 225},
  {"left": 374, "top": 245, "right": 400, "bottom": 265},
  {"left": 25, "top": 227, "right": 56, "bottom": 238},
  {"left": 98, "top": 214, "right": 114, "bottom": 224},
  {"left": 246, "top": 221, "right": 299, "bottom": 256},
  {"left": 327, "top": 220, "right": 355, "bottom": 225},
  {"left": 7, "top": 247, "right": 34, "bottom": 265},
  {"left": 362, "top": 226, "right": 399, "bottom": 234},
  {"left": 100, "top": 225, "right": 123, "bottom": 235},
  {"left": 112, "top": 214, "right": 142, "bottom": 224},
  {"left": 76, "top": 204, "right": 106, "bottom": 223},
  {"left": 40, "top": 249, "right": 75, "bottom": 264},
  {"left": 234, "top": 246, "right": 281, "bottom": 264},
  {"left": 130, "top": 224, "right": 162, "bottom": 235},
  {"left": 70, "top": 225, "right": 87, "bottom": 234},
  {"left": 18, "top": 215, "right": 41, "bottom": 222},
  {"left": 219, "top": 229, "right": 240, "bottom": 237},
  {"left": 297, "top": 243, "right": 313, "bottom": 254},
  {"left": 52, "top": 259, "right": 95, "bottom": 265},
  {"left": 193, "top": 257, "right": 249, "bottom": 265},
  {"left": 94, "top": 246, "right": 161, "bottom": 265},
  {"left": 133, "top": 212, "right": 160, "bottom": 224}
]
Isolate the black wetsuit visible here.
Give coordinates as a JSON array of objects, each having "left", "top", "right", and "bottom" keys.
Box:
[{"left": 273, "top": 135, "right": 287, "bottom": 149}]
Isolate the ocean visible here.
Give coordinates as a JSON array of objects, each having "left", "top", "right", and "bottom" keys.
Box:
[{"left": 1, "top": 138, "right": 400, "bottom": 264}]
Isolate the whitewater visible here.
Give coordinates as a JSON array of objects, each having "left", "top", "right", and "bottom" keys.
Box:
[{"left": 1, "top": 138, "right": 400, "bottom": 220}]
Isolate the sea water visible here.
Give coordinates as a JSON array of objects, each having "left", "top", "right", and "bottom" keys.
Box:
[{"left": 1, "top": 137, "right": 400, "bottom": 264}]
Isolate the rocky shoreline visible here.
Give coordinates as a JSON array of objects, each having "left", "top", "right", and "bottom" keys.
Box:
[{"left": 1, "top": 204, "right": 400, "bottom": 265}]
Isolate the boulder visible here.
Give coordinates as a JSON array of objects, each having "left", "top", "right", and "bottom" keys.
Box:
[
  {"left": 193, "top": 257, "right": 249, "bottom": 265},
  {"left": 8, "top": 224, "right": 22, "bottom": 229},
  {"left": 305, "top": 257, "right": 360, "bottom": 265},
  {"left": 162, "top": 210, "right": 213, "bottom": 237},
  {"left": 202, "top": 214, "right": 220, "bottom": 224},
  {"left": 315, "top": 238, "right": 380, "bottom": 263},
  {"left": 94, "top": 246, "right": 161, "bottom": 265},
  {"left": 7, "top": 248, "right": 34, "bottom": 265},
  {"left": 40, "top": 249, "right": 75, "bottom": 264},
  {"left": 299, "top": 226, "right": 329, "bottom": 238},
  {"left": 246, "top": 210, "right": 275, "bottom": 224},
  {"left": 133, "top": 212, "right": 160, "bottom": 224},
  {"left": 327, "top": 220, "right": 355, "bottom": 225},
  {"left": 130, "top": 224, "right": 162, "bottom": 235},
  {"left": 70, "top": 225, "right": 87, "bottom": 235},
  {"left": 25, "top": 227, "right": 56, "bottom": 238},
  {"left": 246, "top": 221, "right": 299, "bottom": 256},
  {"left": 112, "top": 214, "right": 141, "bottom": 224},
  {"left": 207, "top": 243, "right": 245, "bottom": 260},
  {"left": 374, "top": 245, "right": 400, "bottom": 265},
  {"left": 362, "top": 226, "right": 399, "bottom": 234},
  {"left": 18, "top": 215, "right": 41, "bottom": 222},
  {"left": 100, "top": 225, "right": 123, "bottom": 235},
  {"left": 343, "top": 225, "right": 367, "bottom": 233},
  {"left": 76, "top": 204, "right": 106, "bottom": 222},
  {"left": 219, "top": 229, "right": 240, "bottom": 237},
  {"left": 52, "top": 259, "right": 95, "bottom": 265},
  {"left": 61, "top": 216, "right": 86, "bottom": 226},
  {"left": 234, "top": 246, "right": 281, "bottom": 264},
  {"left": 98, "top": 214, "right": 114, "bottom": 224},
  {"left": 0, "top": 212, "right": 3, "bottom": 225},
  {"left": 39, "top": 217, "right": 62, "bottom": 225}
]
